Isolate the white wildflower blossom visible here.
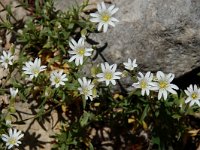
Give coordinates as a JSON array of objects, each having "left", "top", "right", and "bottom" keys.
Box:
[
  {"left": 50, "top": 70, "right": 68, "bottom": 88},
  {"left": 1, "top": 128, "right": 24, "bottom": 149},
  {"left": 78, "top": 77, "right": 95, "bottom": 100},
  {"left": 22, "top": 58, "right": 46, "bottom": 80},
  {"left": 10, "top": 88, "right": 18, "bottom": 98},
  {"left": 90, "top": 2, "right": 119, "bottom": 33},
  {"left": 0, "top": 51, "right": 14, "bottom": 69},
  {"left": 96, "top": 62, "right": 122, "bottom": 86},
  {"left": 68, "top": 37, "right": 93, "bottom": 66},
  {"left": 5, "top": 120, "right": 12, "bottom": 126},
  {"left": 152, "top": 71, "right": 179, "bottom": 100},
  {"left": 123, "top": 58, "right": 138, "bottom": 71},
  {"left": 184, "top": 84, "right": 200, "bottom": 107},
  {"left": 132, "top": 72, "right": 155, "bottom": 96}
]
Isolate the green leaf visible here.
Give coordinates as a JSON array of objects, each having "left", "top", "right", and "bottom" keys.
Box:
[
  {"left": 89, "top": 142, "right": 94, "bottom": 150},
  {"left": 140, "top": 104, "right": 149, "bottom": 121},
  {"left": 43, "top": 41, "right": 52, "bottom": 48},
  {"left": 35, "top": 0, "right": 41, "bottom": 14},
  {"left": 18, "top": 91, "right": 27, "bottom": 101},
  {"left": 172, "top": 114, "right": 181, "bottom": 119},
  {"left": 80, "top": 111, "right": 89, "bottom": 127},
  {"left": 68, "top": 23, "right": 74, "bottom": 29},
  {"left": 5, "top": 5, "right": 12, "bottom": 16},
  {"left": 65, "top": 82, "right": 79, "bottom": 91},
  {"left": 61, "top": 144, "right": 67, "bottom": 150},
  {"left": 155, "top": 110, "right": 159, "bottom": 117},
  {"left": 58, "top": 44, "right": 66, "bottom": 54},
  {"left": 152, "top": 136, "right": 161, "bottom": 149},
  {"left": 79, "top": 111, "right": 94, "bottom": 127}
]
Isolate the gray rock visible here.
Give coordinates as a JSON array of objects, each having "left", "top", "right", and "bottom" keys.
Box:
[
  {"left": 2, "top": 0, "right": 199, "bottom": 79},
  {"left": 54, "top": 0, "right": 82, "bottom": 11},
  {"left": 86, "top": 0, "right": 200, "bottom": 78},
  {"left": 0, "top": 0, "right": 28, "bottom": 24}
]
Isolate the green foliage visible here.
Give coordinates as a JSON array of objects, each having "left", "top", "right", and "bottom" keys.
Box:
[
  {"left": 0, "top": 0, "right": 199, "bottom": 150},
  {"left": 17, "top": 0, "right": 94, "bottom": 56}
]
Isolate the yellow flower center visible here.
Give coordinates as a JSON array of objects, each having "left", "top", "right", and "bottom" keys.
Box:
[
  {"left": 159, "top": 81, "right": 168, "bottom": 88},
  {"left": 54, "top": 77, "right": 60, "bottom": 84},
  {"left": 101, "top": 13, "right": 110, "bottom": 22},
  {"left": 140, "top": 80, "right": 147, "bottom": 89},
  {"left": 191, "top": 93, "right": 198, "bottom": 99},
  {"left": 105, "top": 72, "right": 113, "bottom": 80},
  {"left": 32, "top": 68, "right": 39, "bottom": 75},
  {"left": 8, "top": 137, "right": 17, "bottom": 145},
  {"left": 83, "top": 88, "right": 89, "bottom": 95},
  {"left": 78, "top": 48, "right": 85, "bottom": 56}
]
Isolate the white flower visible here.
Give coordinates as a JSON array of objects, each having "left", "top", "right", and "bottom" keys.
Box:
[
  {"left": 96, "top": 62, "right": 122, "bottom": 86},
  {"left": 68, "top": 37, "right": 93, "bottom": 66},
  {"left": 0, "top": 51, "right": 14, "bottom": 69},
  {"left": 6, "top": 120, "right": 12, "bottom": 126},
  {"left": 10, "top": 88, "right": 18, "bottom": 98},
  {"left": 90, "top": 2, "right": 119, "bottom": 33},
  {"left": 50, "top": 70, "right": 68, "bottom": 88},
  {"left": 22, "top": 58, "right": 46, "bottom": 80},
  {"left": 123, "top": 58, "right": 138, "bottom": 71},
  {"left": 184, "top": 84, "right": 200, "bottom": 107},
  {"left": 132, "top": 72, "right": 155, "bottom": 96},
  {"left": 152, "top": 71, "right": 179, "bottom": 100},
  {"left": 78, "top": 77, "right": 95, "bottom": 100},
  {"left": 1, "top": 128, "right": 24, "bottom": 149}
]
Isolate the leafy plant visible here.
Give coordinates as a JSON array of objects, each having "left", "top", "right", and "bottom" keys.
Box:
[{"left": 0, "top": 0, "right": 199, "bottom": 150}]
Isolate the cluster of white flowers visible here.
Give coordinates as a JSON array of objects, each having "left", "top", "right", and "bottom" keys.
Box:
[
  {"left": 0, "top": 52, "right": 24, "bottom": 149},
  {"left": 22, "top": 58, "right": 69, "bottom": 88},
  {"left": 132, "top": 70, "right": 200, "bottom": 107},
  {"left": 2, "top": 1, "right": 200, "bottom": 148},
  {"left": 68, "top": 1, "right": 120, "bottom": 66},
  {"left": 133, "top": 71, "right": 179, "bottom": 100},
  {"left": 88, "top": 2, "right": 200, "bottom": 108}
]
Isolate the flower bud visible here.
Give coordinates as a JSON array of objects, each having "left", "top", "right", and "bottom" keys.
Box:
[{"left": 9, "top": 106, "right": 16, "bottom": 113}]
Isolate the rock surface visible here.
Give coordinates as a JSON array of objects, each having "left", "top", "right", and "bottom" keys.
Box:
[
  {"left": 2, "top": 0, "right": 200, "bottom": 79},
  {"left": 0, "top": 0, "right": 28, "bottom": 24},
  {"left": 54, "top": 0, "right": 200, "bottom": 88},
  {"left": 14, "top": 102, "right": 60, "bottom": 150},
  {"left": 88, "top": 0, "right": 200, "bottom": 78}
]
